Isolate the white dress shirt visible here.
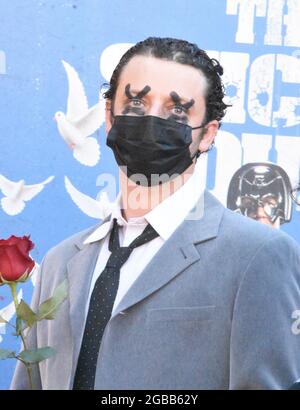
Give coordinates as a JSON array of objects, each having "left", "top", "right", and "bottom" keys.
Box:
[{"left": 83, "top": 158, "right": 205, "bottom": 316}]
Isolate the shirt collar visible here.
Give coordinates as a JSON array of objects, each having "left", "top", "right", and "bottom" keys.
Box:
[
  {"left": 145, "top": 158, "right": 205, "bottom": 240},
  {"left": 83, "top": 159, "right": 205, "bottom": 244},
  {"left": 83, "top": 192, "right": 148, "bottom": 245}
]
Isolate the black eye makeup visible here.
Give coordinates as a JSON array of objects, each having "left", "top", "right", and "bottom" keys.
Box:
[
  {"left": 167, "top": 91, "right": 195, "bottom": 123},
  {"left": 121, "top": 85, "right": 194, "bottom": 122},
  {"left": 122, "top": 83, "right": 151, "bottom": 115},
  {"left": 122, "top": 105, "right": 145, "bottom": 115},
  {"left": 167, "top": 114, "right": 189, "bottom": 124}
]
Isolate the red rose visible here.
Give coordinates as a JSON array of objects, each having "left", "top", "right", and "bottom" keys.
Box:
[{"left": 0, "top": 235, "right": 35, "bottom": 285}]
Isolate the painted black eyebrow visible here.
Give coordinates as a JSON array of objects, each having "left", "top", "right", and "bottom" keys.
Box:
[
  {"left": 170, "top": 91, "right": 195, "bottom": 110},
  {"left": 125, "top": 83, "right": 151, "bottom": 99}
]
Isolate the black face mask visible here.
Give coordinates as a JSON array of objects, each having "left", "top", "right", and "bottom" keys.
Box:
[{"left": 106, "top": 114, "right": 205, "bottom": 186}]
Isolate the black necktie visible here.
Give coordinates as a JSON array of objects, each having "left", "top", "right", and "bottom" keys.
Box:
[{"left": 73, "top": 217, "right": 159, "bottom": 390}]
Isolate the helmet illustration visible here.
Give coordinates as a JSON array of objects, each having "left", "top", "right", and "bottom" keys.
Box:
[{"left": 227, "top": 162, "right": 292, "bottom": 225}]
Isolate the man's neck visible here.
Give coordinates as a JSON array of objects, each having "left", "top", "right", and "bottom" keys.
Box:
[{"left": 119, "top": 162, "right": 196, "bottom": 221}]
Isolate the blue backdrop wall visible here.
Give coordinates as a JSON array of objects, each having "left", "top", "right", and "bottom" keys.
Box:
[{"left": 1, "top": 0, "right": 300, "bottom": 389}]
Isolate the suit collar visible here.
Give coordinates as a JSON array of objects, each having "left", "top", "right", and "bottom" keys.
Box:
[
  {"left": 74, "top": 215, "right": 110, "bottom": 250},
  {"left": 75, "top": 190, "right": 224, "bottom": 251}
]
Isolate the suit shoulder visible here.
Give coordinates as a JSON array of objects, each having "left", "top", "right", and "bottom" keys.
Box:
[
  {"left": 43, "top": 222, "right": 102, "bottom": 265},
  {"left": 219, "top": 208, "right": 300, "bottom": 279},
  {"left": 221, "top": 206, "right": 297, "bottom": 246},
  {"left": 203, "top": 191, "right": 290, "bottom": 248}
]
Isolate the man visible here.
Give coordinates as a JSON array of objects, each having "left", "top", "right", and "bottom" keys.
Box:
[{"left": 11, "top": 37, "right": 300, "bottom": 390}]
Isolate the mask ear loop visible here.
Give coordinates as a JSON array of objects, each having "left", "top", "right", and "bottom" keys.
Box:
[
  {"left": 194, "top": 150, "right": 201, "bottom": 161},
  {"left": 191, "top": 122, "right": 217, "bottom": 161},
  {"left": 191, "top": 123, "right": 205, "bottom": 162}
]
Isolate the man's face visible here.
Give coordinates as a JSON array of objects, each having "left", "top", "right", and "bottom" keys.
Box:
[
  {"left": 105, "top": 55, "right": 218, "bottom": 156},
  {"left": 243, "top": 194, "right": 279, "bottom": 226}
]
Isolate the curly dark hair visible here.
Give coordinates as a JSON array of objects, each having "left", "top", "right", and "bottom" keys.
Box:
[{"left": 103, "top": 37, "right": 230, "bottom": 125}]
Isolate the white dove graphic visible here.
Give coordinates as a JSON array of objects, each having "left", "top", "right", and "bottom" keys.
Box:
[
  {"left": 54, "top": 60, "right": 105, "bottom": 167},
  {"left": 0, "top": 289, "right": 22, "bottom": 344},
  {"left": 0, "top": 174, "right": 54, "bottom": 216},
  {"left": 65, "top": 176, "right": 113, "bottom": 219}
]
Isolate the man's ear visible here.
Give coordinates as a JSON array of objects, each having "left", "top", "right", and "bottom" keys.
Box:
[
  {"left": 105, "top": 100, "right": 113, "bottom": 135},
  {"left": 198, "top": 120, "right": 219, "bottom": 152}
]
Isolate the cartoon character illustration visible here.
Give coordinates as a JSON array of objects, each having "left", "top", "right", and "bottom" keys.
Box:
[{"left": 227, "top": 162, "right": 292, "bottom": 228}]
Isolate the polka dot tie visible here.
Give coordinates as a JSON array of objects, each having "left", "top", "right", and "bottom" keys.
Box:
[{"left": 72, "top": 217, "right": 159, "bottom": 390}]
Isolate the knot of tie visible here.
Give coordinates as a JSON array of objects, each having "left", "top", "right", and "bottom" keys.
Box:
[
  {"left": 108, "top": 217, "right": 159, "bottom": 254},
  {"left": 106, "top": 247, "right": 132, "bottom": 270},
  {"left": 107, "top": 218, "right": 159, "bottom": 270}
]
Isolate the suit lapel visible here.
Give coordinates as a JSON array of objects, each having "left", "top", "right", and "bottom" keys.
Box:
[
  {"left": 111, "top": 191, "right": 225, "bottom": 318},
  {"left": 66, "top": 219, "right": 109, "bottom": 380}
]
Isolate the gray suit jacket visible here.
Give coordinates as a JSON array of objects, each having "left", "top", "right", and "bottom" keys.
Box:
[{"left": 11, "top": 191, "right": 300, "bottom": 389}]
